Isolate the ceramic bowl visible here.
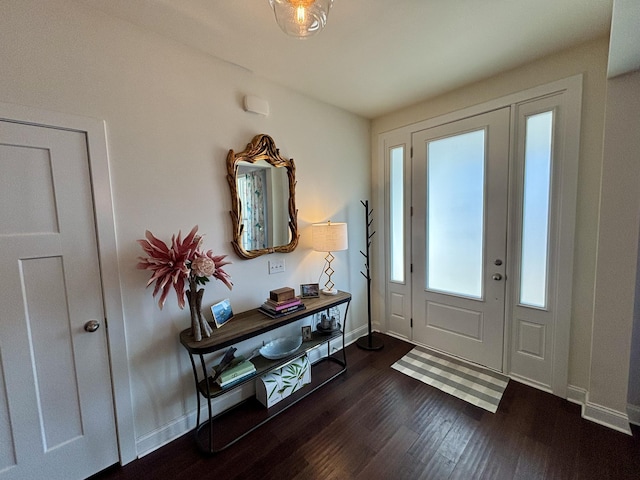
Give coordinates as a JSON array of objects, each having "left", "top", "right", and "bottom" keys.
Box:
[{"left": 259, "top": 336, "right": 303, "bottom": 360}]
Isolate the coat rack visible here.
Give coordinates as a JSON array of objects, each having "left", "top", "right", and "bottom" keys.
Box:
[{"left": 356, "top": 200, "right": 384, "bottom": 350}]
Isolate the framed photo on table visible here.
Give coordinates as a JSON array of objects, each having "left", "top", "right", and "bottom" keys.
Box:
[
  {"left": 211, "top": 298, "right": 233, "bottom": 328},
  {"left": 300, "top": 283, "right": 320, "bottom": 298},
  {"left": 301, "top": 325, "right": 312, "bottom": 342}
]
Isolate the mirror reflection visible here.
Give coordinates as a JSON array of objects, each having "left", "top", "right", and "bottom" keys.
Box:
[
  {"left": 237, "top": 160, "right": 290, "bottom": 251},
  {"left": 227, "top": 134, "right": 299, "bottom": 259}
]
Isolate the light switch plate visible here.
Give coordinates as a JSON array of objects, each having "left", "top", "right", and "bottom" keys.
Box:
[{"left": 268, "top": 259, "right": 285, "bottom": 274}]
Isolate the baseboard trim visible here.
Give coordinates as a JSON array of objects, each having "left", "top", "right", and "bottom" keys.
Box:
[
  {"left": 566, "top": 385, "right": 587, "bottom": 406},
  {"left": 342, "top": 325, "right": 368, "bottom": 348},
  {"left": 502, "top": 378, "right": 631, "bottom": 435},
  {"left": 136, "top": 384, "right": 250, "bottom": 457},
  {"left": 627, "top": 403, "right": 640, "bottom": 426},
  {"left": 136, "top": 412, "right": 193, "bottom": 458},
  {"left": 565, "top": 385, "right": 632, "bottom": 435},
  {"left": 583, "top": 398, "right": 632, "bottom": 435}
]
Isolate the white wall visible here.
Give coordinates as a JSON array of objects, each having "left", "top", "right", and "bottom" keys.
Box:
[
  {"left": 0, "top": 0, "right": 370, "bottom": 455},
  {"left": 631, "top": 194, "right": 640, "bottom": 424},
  {"left": 590, "top": 69, "right": 640, "bottom": 421}
]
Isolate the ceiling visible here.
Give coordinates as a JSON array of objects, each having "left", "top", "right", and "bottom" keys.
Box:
[{"left": 84, "top": 0, "right": 614, "bottom": 119}]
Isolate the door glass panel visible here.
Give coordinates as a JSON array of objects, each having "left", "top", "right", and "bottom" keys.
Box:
[
  {"left": 427, "top": 130, "right": 485, "bottom": 298},
  {"left": 390, "top": 146, "right": 404, "bottom": 283},
  {"left": 520, "top": 111, "right": 553, "bottom": 308}
]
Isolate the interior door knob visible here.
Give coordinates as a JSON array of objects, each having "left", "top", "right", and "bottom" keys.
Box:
[
  {"left": 84, "top": 320, "right": 100, "bottom": 332},
  {"left": 492, "top": 273, "right": 503, "bottom": 281}
]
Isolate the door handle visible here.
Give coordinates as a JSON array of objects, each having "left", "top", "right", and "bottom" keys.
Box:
[
  {"left": 84, "top": 320, "right": 100, "bottom": 332},
  {"left": 492, "top": 273, "right": 503, "bottom": 281}
]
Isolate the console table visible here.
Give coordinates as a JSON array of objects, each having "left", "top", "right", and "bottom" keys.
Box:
[{"left": 179, "top": 291, "right": 351, "bottom": 454}]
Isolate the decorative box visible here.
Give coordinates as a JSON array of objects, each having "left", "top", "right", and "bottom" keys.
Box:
[
  {"left": 270, "top": 287, "right": 295, "bottom": 302},
  {"left": 256, "top": 355, "right": 311, "bottom": 408}
]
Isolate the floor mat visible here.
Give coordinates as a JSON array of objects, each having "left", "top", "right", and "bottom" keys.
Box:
[{"left": 391, "top": 346, "right": 509, "bottom": 413}]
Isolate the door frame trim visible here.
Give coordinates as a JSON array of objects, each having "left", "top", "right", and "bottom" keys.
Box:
[{"left": 0, "top": 101, "right": 137, "bottom": 464}]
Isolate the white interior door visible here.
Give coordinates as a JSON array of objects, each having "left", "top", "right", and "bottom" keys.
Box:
[
  {"left": 411, "top": 108, "right": 510, "bottom": 371},
  {"left": 0, "top": 121, "right": 118, "bottom": 480}
]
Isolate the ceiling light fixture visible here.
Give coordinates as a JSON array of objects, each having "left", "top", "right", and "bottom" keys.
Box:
[{"left": 269, "top": 0, "right": 334, "bottom": 38}]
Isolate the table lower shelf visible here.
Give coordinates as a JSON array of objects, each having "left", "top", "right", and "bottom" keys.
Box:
[
  {"left": 195, "top": 354, "right": 346, "bottom": 454},
  {"left": 197, "top": 330, "right": 341, "bottom": 399}
]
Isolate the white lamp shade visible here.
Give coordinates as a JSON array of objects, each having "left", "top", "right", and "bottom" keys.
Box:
[{"left": 312, "top": 222, "right": 348, "bottom": 252}]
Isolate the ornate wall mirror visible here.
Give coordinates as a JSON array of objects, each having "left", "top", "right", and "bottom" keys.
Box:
[{"left": 227, "top": 134, "right": 299, "bottom": 259}]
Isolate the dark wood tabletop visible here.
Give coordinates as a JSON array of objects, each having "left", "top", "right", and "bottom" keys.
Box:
[{"left": 179, "top": 291, "right": 351, "bottom": 354}]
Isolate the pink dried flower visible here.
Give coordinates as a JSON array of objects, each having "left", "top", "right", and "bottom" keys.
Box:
[
  {"left": 191, "top": 256, "right": 216, "bottom": 277},
  {"left": 201, "top": 251, "right": 233, "bottom": 290},
  {"left": 137, "top": 225, "right": 232, "bottom": 310}
]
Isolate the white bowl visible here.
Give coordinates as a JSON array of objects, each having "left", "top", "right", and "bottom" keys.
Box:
[{"left": 259, "top": 336, "right": 303, "bottom": 360}]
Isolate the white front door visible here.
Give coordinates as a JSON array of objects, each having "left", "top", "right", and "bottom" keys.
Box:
[
  {"left": 0, "top": 121, "right": 118, "bottom": 479},
  {"left": 411, "top": 108, "right": 510, "bottom": 371}
]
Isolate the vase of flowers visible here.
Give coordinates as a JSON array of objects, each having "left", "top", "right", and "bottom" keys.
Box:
[{"left": 137, "top": 225, "right": 232, "bottom": 341}]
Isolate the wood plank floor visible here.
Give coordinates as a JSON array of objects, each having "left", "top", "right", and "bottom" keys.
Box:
[{"left": 92, "top": 334, "right": 640, "bottom": 480}]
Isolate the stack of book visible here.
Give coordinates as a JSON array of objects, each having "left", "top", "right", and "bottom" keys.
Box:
[
  {"left": 214, "top": 359, "right": 256, "bottom": 388},
  {"left": 258, "top": 297, "right": 306, "bottom": 318}
]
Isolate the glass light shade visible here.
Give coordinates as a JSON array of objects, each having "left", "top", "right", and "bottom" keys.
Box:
[
  {"left": 269, "top": 0, "right": 334, "bottom": 38},
  {"left": 312, "top": 222, "right": 348, "bottom": 252}
]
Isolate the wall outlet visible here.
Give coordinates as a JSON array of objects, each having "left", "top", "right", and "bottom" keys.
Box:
[{"left": 268, "top": 259, "right": 285, "bottom": 274}]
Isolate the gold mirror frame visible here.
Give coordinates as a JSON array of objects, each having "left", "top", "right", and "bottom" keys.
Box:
[{"left": 227, "top": 134, "right": 299, "bottom": 259}]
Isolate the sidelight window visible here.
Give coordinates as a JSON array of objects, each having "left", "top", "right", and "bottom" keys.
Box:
[
  {"left": 389, "top": 146, "right": 405, "bottom": 283},
  {"left": 519, "top": 111, "right": 553, "bottom": 308}
]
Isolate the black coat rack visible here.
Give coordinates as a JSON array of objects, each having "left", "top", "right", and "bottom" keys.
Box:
[{"left": 356, "top": 200, "right": 384, "bottom": 350}]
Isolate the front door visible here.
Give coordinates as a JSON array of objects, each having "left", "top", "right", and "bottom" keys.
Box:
[
  {"left": 411, "top": 108, "right": 510, "bottom": 370},
  {"left": 0, "top": 121, "right": 118, "bottom": 479}
]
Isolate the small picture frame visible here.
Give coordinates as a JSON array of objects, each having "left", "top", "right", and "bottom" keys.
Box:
[
  {"left": 300, "top": 283, "right": 320, "bottom": 298},
  {"left": 301, "top": 325, "right": 312, "bottom": 342},
  {"left": 211, "top": 298, "right": 234, "bottom": 328}
]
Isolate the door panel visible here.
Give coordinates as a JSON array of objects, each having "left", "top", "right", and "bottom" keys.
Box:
[
  {"left": 509, "top": 95, "right": 565, "bottom": 387},
  {"left": 0, "top": 121, "right": 118, "bottom": 480},
  {"left": 412, "top": 108, "right": 510, "bottom": 370}
]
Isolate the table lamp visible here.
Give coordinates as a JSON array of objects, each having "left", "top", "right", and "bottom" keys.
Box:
[{"left": 312, "top": 221, "right": 348, "bottom": 295}]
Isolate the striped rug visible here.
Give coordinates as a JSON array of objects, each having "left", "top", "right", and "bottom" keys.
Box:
[{"left": 391, "top": 346, "right": 509, "bottom": 413}]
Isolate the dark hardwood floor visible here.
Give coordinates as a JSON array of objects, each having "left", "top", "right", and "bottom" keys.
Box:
[{"left": 92, "top": 334, "right": 640, "bottom": 480}]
